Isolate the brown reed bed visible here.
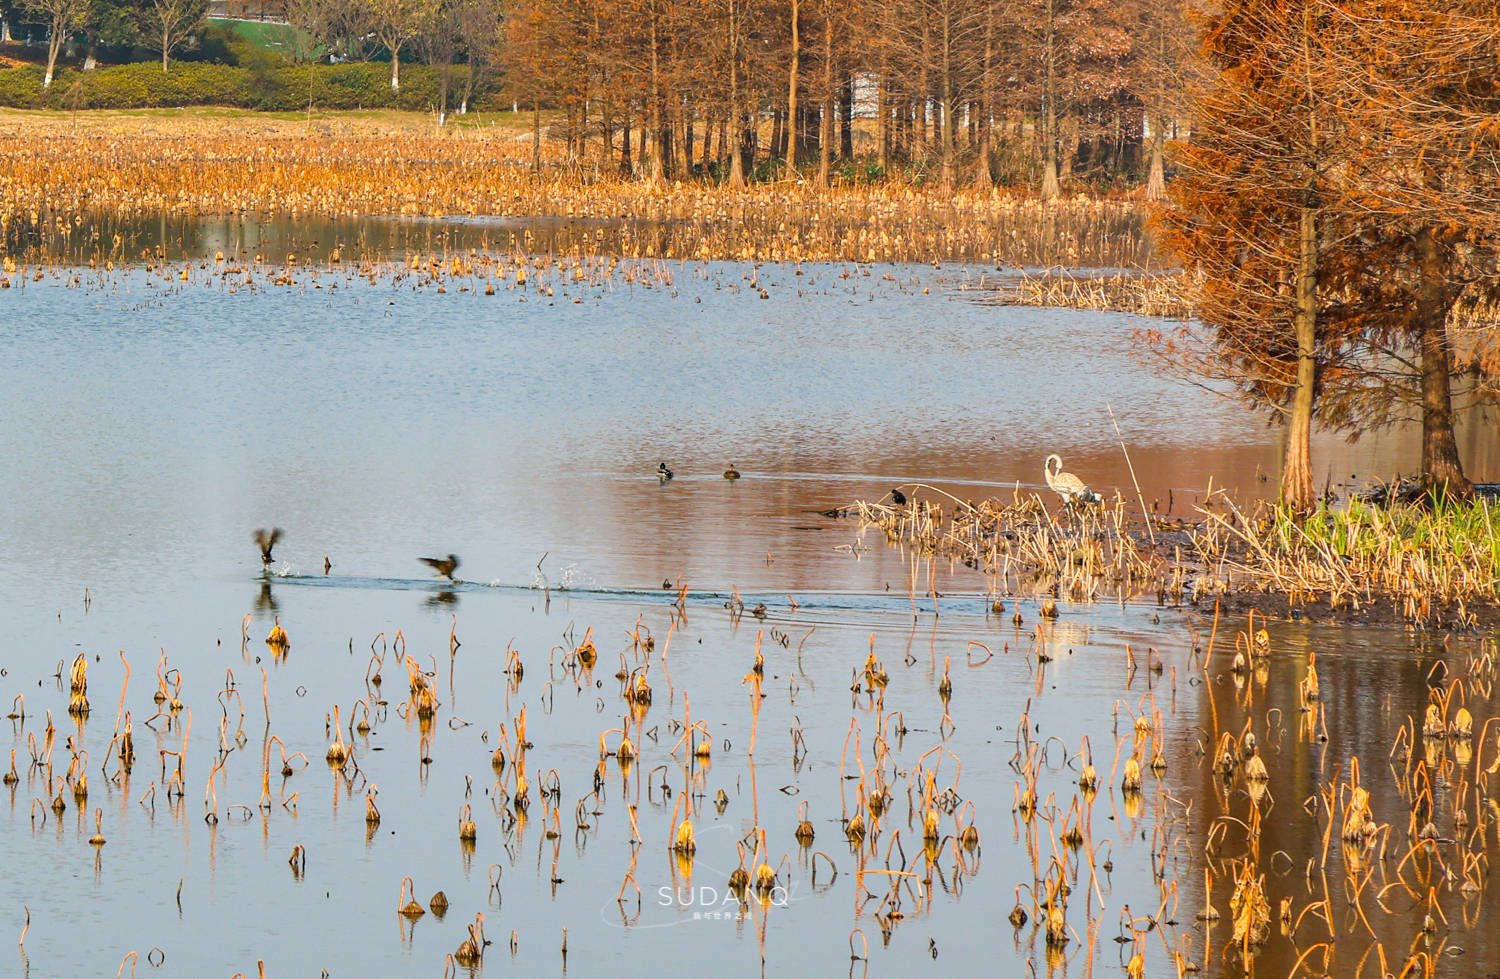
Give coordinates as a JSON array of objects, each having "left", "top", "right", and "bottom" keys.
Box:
[
  {"left": 848, "top": 486, "right": 1500, "bottom": 624},
  {"left": 0, "top": 111, "right": 1149, "bottom": 265}
]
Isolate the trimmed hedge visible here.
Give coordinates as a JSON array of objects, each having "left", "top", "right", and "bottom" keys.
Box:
[{"left": 0, "top": 61, "right": 495, "bottom": 112}]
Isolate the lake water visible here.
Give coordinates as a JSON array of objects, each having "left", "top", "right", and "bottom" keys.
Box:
[{"left": 1, "top": 245, "right": 1495, "bottom": 977}]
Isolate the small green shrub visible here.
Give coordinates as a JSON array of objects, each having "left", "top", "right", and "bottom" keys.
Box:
[{"left": 0, "top": 65, "right": 46, "bottom": 109}]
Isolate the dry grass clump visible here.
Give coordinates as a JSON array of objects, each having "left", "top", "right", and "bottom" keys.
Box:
[
  {"left": 980, "top": 268, "right": 1194, "bottom": 318},
  {"left": 850, "top": 486, "right": 1172, "bottom": 602}
]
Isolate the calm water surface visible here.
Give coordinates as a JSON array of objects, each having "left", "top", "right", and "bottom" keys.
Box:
[{"left": 0, "top": 252, "right": 1495, "bottom": 977}]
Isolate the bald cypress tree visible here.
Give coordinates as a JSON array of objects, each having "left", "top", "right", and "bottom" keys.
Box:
[
  {"left": 1154, "top": 0, "right": 1357, "bottom": 512},
  {"left": 1157, "top": 0, "right": 1500, "bottom": 505}
]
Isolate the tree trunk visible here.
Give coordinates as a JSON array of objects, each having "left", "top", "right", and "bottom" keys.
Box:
[
  {"left": 1041, "top": 105, "right": 1059, "bottom": 198},
  {"left": 531, "top": 104, "right": 541, "bottom": 174},
  {"left": 578, "top": 95, "right": 588, "bottom": 162},
  {"left": 658, "top": 114, "right": 674, "bottom": 178},
  {"left": 787, "top": 0, "right": 799, "bottom": 172},
  {"left": 840, "top": 78, "right": 853, "bottom": 158},
  {"left": 600, "top": 91, "right": 615, "bottom": 168},
  {"left": 939, "top": 97, "right": 955, "bottom": 186},
  {"left": 1282, "top": 205, "right": 1319, "bottom": 513},
  {"left": 646, "top": 3, "right": 662, "bottom": 181},
  {"left": 1144, "top": 113, "right": 1165, "bottom": 200},
  {"left": 937, "top": 9, "right": 954, "bottom": 187},
  {"left": 1414, "top": 227, "right": 1472, "bottom": 499},
  {"left": 729, "top": 115, "right": 745, "bottom": 185},
  {"left": 1059, "top": 114, "right": 1077, "bottom": 183},
  {"left": 728, "top": 0, "right": 744, "bottom": 186},
  {"left": 818, "top": 101, "right": 831, "bottom": 183},
  {"left": 979, "top": 10, "right": 994, "bottom": 187},
  {"left": 389, "top": 45, "right": 401, "bottom": 90},
  {"left": 818, "top": 2, "right": 832, "bottom": 185},
  {"left": 878, "top": 76, "right": 889, "bottom": 174},
  {"left": 1040, "top": 0, "right": 1059, "bottom": 199},
  {"left": 620, "top": 110, "right": 633, "bottom": 174},
  {"left": 45, "top": 30, "right": 62, "bottom": 87},
  {"left": 162, "top": 24, "right": 170, "bottom": 71}
]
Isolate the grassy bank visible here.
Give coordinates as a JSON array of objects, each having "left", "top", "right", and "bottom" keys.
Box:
[
  {"left": 1200, "top": 496, "right": 1500, "bottom": 623},
  {"left": 208, "top": 17, "right": 314, "bottom": 55},
  {"left": 848, "top": 488, "right": 1500, "bottom": 625}
]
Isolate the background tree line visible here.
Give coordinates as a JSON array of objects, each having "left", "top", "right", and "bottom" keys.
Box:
[
  {"left": 2, "top": 0, "right": 1203, "bottom": 190},
  {"left": 500, "top": 0, "right": 1198, "bottom": 188}
]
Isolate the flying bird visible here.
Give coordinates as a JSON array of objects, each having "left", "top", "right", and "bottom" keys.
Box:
[
  {"left": 657, "top": 462, "right": 674, "bottom": 483},
  {"left": 1044, "top": 454, "right": 1097, "bottom": 507},
  {"left": 419, "top": 554, "right": 461, "bottom": 581},
  {"left": 253, "top": 528, "right": 283, "bottom": 567}
]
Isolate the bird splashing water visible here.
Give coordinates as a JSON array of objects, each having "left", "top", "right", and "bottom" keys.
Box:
[
  {"left": 419, "top": 554, "right": 461, "bottom": 581},
  {"left": 253, "top": 527, "right": 283, "bottom": 568}
]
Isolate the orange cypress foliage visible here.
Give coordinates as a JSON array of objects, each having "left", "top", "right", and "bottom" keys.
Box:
[
  {"left": 1315, "top": 0, "right": 1500, "bottom": 497},
  {"left": 1152, "top": 0, "right": 1360, "bottom": 512},
  {"left": 1155, "top": 0, "right": 1500, "bottom": 505}
]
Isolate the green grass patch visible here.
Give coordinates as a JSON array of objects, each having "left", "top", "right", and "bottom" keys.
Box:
[{"left": 209, "top": 18, "right": 317, "bottom": 56}]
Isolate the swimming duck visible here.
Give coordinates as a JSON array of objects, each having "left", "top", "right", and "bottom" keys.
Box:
[
  {"left": 724, "top": 464, "right": 741, "bottom": 480},
  {"left": 657, "top": 462, "right": 674, "bottom": 483}
]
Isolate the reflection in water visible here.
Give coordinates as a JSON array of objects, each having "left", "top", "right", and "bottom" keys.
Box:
[
  {"left": 3, "top": 207, "right": 1160, "bottom": 270},
  {"left": 423, "top": 590, "right": 459, "bottom": 610},
  {"left": 1175, "top": 624, "right": 1497, "bottom": 977},
  {"left": 254, "top": 580, "right": 280, "bottom": 616}
]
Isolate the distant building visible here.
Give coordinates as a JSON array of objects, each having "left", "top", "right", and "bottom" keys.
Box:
[{"left": 208, "top": 0, "right": 289, "bottom": 23}]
